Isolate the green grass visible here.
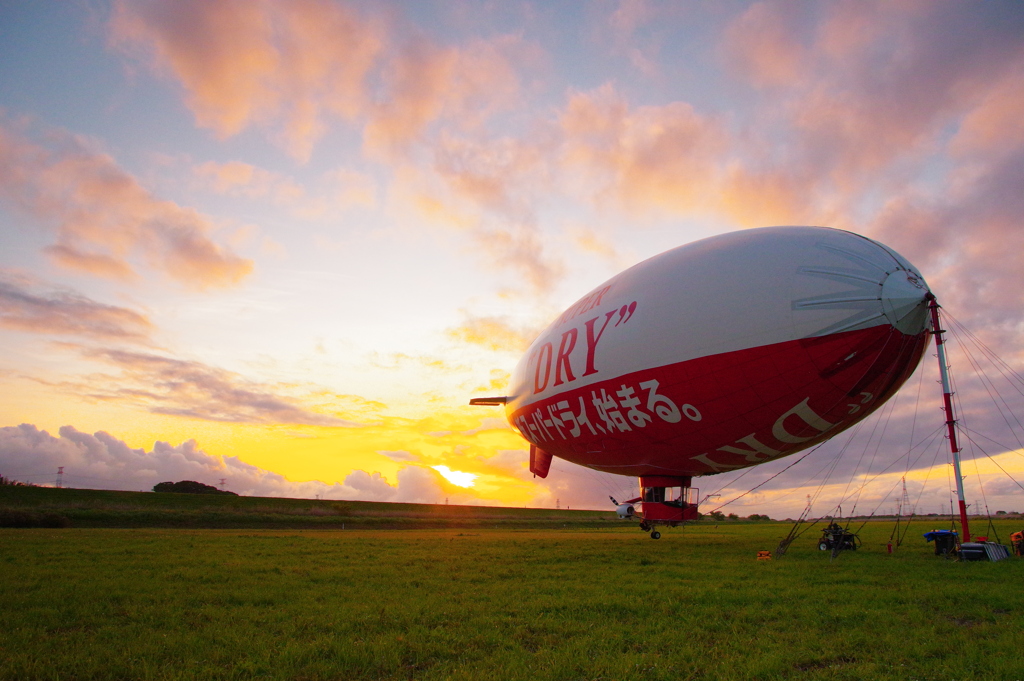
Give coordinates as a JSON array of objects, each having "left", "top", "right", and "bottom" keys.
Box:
[{"left": 2, "top": 522, "right": 1023, "bottom": 680}]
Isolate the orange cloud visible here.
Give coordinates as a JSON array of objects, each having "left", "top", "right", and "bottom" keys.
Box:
[
  {"left": 362, "top": 39, "right": 459, "bottom": 159},
  {"left": 569, "top": 227, "right": 618, "bottom": 260},
  {"left": 560, "top": 85, "right": 728, "bottom": 214},
  {"left": 43, "top": 244, "right": 139, "bottom": 281},
  {"left": 111, "top": 0, "right": 384, "bottom": 161},
  {"left": 364, "top": 36, "right": 525, "bottom": 160},
  {"left": 720, "top": 1, "right": 1024, "bottom": 190},
  {"left": 716, "top": 163, "right": 820, "bottom": 228},
  {"left": 721, "top": 2, "right": 808, "bottom": 88},
  {"left": 194, "top": 160, "right": 304, "bottom": 202},
  {"left": 195, "top": 160, "right": 259, "bottom": 192},
  {"left": 111, "top": 1, "right": 526, "bottom": 162},
  {"left": 0, "top": 121, "right": 252, "bottom": 289},
  {"left": 950, "top": 65, "right": 1024, "bottom": 157},
  {"left": 447, "top": 315, "right": 536, "bottom": 354},
  {"left": 111, "top": 0, "right": 278, "bottom": 136}
]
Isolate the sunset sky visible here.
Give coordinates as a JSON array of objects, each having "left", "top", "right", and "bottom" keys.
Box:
[{"left": 2, "top": 0, "right": 1023, "bottom": 518}]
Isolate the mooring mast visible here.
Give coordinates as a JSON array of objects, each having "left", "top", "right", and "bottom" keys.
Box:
[{"left": 928, "top": 296, "right": 970, "bottom": 542}]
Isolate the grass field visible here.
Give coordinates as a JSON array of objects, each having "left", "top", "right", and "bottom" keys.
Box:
[
  {"left": 2, "top": 521, "right": 1023, "bottom": 680},
  {"left": 0, "top": 485, "right": 614, "bottom": 530}
]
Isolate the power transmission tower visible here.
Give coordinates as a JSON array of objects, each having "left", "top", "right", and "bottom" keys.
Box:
[
  {"left": 55, "top": 466, "right": 64, "bottom": 489},
  {"left": 219, "top": 478, "right": 226, "bottom": 491},
  {"left": 899, "top": 476, "right": 911, "bottom": 516}
]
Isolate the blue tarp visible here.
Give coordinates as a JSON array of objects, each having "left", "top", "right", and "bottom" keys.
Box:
[{"left": 923, "top": 530, "right": 958, "bottom": 542}]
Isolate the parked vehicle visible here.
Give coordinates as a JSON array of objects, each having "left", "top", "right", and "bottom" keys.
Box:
[{"left": 818, "top": 522, "right": 859, "bottom": 551}]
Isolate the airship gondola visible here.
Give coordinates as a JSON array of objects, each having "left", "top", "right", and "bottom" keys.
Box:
[{"left": 472, "top": 226, "right": 933, "bottom": 537}]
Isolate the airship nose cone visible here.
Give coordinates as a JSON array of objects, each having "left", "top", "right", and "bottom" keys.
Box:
[{"left": 881, "top": 269, "right": 930, "bottom": 334}]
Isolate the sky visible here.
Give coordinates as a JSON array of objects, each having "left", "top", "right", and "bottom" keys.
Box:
[{"left": 2, "top": 0, "right": 1024, "bottom": 518}]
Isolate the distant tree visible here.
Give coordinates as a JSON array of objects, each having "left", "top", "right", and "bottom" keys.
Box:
[
  {"left": 707, "top": 511, "right": 725, "bottom": 521},
  {"left": 152, "top": 480, "right": 238, "bottom": 495},
  {"left": 0, "top": 474, "right": 27, "bottom": 486},
  {"left": 747, "top": 513, "right": 771, "bottom": 521},
  {"left": 727, "top": 513, "right": 739, "bottom": 520},
  {"left": 997, "top": 510, "right": 1007, "bottom": 515}
]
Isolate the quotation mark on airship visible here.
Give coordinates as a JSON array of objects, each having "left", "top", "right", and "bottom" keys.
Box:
[{"left": 615, "top": 301, "right": 638, "bottom": 327}]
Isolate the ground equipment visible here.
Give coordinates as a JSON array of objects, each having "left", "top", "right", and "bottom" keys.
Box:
[{"left": 818, "top": 522, "right": 859, "bottom": 551}]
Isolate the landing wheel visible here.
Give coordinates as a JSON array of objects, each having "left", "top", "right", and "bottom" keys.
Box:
[
  {"left": 650, "top": 531, "right": 661, "bottom": 540},
  {"left": 818, "top": 541, "right": 829, "bottom": 551}
]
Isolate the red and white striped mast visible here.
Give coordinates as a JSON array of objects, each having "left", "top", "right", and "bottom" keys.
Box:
[{"left": 928, "top": 295, "right": 971, "bottom": 542}]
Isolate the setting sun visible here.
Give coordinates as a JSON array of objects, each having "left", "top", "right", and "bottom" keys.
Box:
[{"left": 432, "top": 466, "right": 478, "bottom": 489}]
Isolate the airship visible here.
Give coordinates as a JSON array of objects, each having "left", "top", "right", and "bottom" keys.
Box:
[{"left": 472, "top": 226, "right": 933, "bottom": 537}]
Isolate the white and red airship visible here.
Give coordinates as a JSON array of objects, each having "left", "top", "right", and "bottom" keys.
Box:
[{"left": 472, "top": 226, "right": 934, "bottom": 537}]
